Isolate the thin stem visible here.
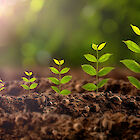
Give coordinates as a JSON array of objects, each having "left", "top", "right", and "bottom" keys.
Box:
[
  {"left": 96, "top": 49, "right": 99, "bottom": 94},
  {"left": 58, "top": 64, "right": 61, "bottom": 92}
]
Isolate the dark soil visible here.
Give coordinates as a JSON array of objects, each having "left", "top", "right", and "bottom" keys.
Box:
[{"left": 0, "top": 75, "right": 140, "bottom": 140}]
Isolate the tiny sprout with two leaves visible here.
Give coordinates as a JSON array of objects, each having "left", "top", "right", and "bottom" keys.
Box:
[
  {"left": 120, "top": 24, "right": 140, "bottom": 89},
  {"left": 21, "top": 71, "right": 38, "bottom": 91},
  {"left": 48, "top": 59, "right": 72, "bottom": 95},
  {"left": 0, "top": 80, "right": 5, "bottom": 91},
  {"left": 82, "top": 42, "right": 114, "bottom": 93}
]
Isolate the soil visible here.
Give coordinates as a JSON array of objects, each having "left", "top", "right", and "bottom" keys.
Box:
[{"left": 0, "top": 69, "right": 140, "bottom": 140}]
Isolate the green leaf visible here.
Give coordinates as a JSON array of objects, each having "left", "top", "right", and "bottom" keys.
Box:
[
  {"left": 123, "top": 40, "right": 140, "bottom": 53},
  {"left": 51, "top": 86, "right": 60, "bottom": 93},
  {"left": 97, "top": 79, "right": 109, "bottom": 88},
  {"left": 22, "top": 77, "right": 29, "bottom": 82},
  {"left": 98, "top": 42, "right": 106, "bottom": 50},
  {"left": 60, "top": 60, "right": 64, "bottom": 65},
  {"left": 120, "top": 59, "right": 140, "bottom": 73},
  {"left": 98, "top": 67, "right": 114, "bottom": 77},
  {"left": 84, "top": 54, "right": 97, "bottom": 62},
  {"left": 131, "top": 24, "right": 140, "bottom": 36},
  {"left": 82, "top": 64, "right": 96, "bottom": 76},
  {"left": 98, "top": 53, "right": 112, "bottom": 63},
  {"left": 92, "top": 43, "right": 97, "bottom": 50},
  {"left": 53, "top": 59, "right": 60, "bottom": 65},
  {"left": 48, "top": 77, "right": 60, "bottom": 85},
  {"left": 128, "top": 76, "right": 140, "bottom": 89},
  {"left": 30, "top": 77, "right": 36, "bottom": 82},
  {"left": 60, "top": 89, "right": 71, "bottom": 95},
  {"left": 0, "top": 87, "right": 5, "bottom": 91},
  {"left": 49, "top": 67, "right": 59, "bottom": 74},
  {"left": 21, "top": 84, "right": 30, "bottom": 90},
  {"left": 60, "top": 67, "right": 70, "bottom": 74},
  {"left": 82, "top": 83, "right": 97, "bottom": 91},
  {"left": 60, "top": 75, "right": 72, "bottom": 84},
  {"left": 30, "top": 83, "right": 38, "bottom": 89}
]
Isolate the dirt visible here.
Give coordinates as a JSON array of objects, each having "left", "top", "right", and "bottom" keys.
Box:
[{"left": 0, "top": 73, "right": 140, "bottom": 139}]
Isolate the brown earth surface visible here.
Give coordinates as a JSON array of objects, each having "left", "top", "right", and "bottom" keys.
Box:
[{"left": 0, "top": 68, "right": 140, "bottom": 140}]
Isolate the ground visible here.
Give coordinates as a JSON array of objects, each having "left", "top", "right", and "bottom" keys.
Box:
[{"left": 0, "top": 68, "right": 140, "bottom": 140}]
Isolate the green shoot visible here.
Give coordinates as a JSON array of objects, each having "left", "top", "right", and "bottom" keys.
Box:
[
  {"left": 0, "top": 80, "right": 5, "bottom": 91},
  {"left": 21, "top": 71, "right": 38, "bottom": 92},
  {"left": 120, "top": 24, "right": 140, "bottom": 89},
  {"left": 82, "top": 42, "right": 114, "bottom": 93},
  {"left": 48, "top": 58, "right": 72, "bottom": 95}
]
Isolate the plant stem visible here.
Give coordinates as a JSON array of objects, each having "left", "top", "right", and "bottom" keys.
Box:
[
  {"left": 58, "top": 64, "right": 61, "bottom": 92},
  {"left": 96, "top": 49, "right": 99, "bottom": 94}
]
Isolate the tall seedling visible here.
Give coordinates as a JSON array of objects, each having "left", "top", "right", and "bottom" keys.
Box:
[
  {"left": 48, "top": 59, "right": 72, "bottom": 95},
  {"left": 120, "top": 25, "right": 140, "bottom": 89},
  {"left": 82, "top": 43, "right": 114, "bottom": 93}
]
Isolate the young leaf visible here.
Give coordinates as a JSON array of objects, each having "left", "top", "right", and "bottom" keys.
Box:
[
  {"left": 24, "top": 71, "right": 29, "bottom": 76},
  {"left": 60, "top": 75, "right": 72, "bottom": 84},
  {"left": 30, "top": 77, "right": 36, "bottom": 82},
  {"left": 21, "top": 84, "right": 30, "bottom": 90},
  {"left": 0, "top": 87, "right": 5, "bottom": 91},
  {"left": 98, "top": 53, "right": 112, "bottom": 63},
  {"left": 97, "top": 79, "right": 109, "bottom": 88},
  {"left": 84, "top": 54, "right": 97, "bottom": 62},
  {"left": 60, "top": 60, "right": 64, "bottom": 65},
  {"left": 131, "top": 24, "right": 140, "bottom": 36},
  {"left": 123, "top": 40, "right": 140, "bottom": 53},
  {"left": 120, "top": 59, "right": 140, "bottom": 73},
  {"left": 49, "top": 67, "right": 59, "bottom": 74},
  {"left": 82, "top": 83, "right": 97, "bottom": 91},
  {"left": 98, "top": 42, "right": 106, "bottom": 50},
  {"left": 60, "top": 89, "right": 71, "bottom": 95},
  {"left": 29, "top": 72, "right": 33, "bottom": 76},
  {"left": 30, "top": 83, "right": 38, "bottom": 89},
  {"left": 22, "top": 77, "right": 29, "bottom": 82},
  {"left": 128, "top": 76, "right": 140, "bottom": 89},
  {"left": 51, "top": 86, "right": 60, "bottom": 93},
  {"left": 82, "top": 64, "right": 96, "bottom": 76},
  {"left": 98, "top": 67, "right": 114, "bottom": 77},
  {"left": 60, "top": 67, "right": 70, "bottom": 74},
  {"left": 48, "top": 77, "right": 60, "bottom": 85},
  {"left": 53, "top": 59, "right": 60, "bottom": 65},
  {"left": 92, "top": 43, "right": 97, "bottom": 50}
]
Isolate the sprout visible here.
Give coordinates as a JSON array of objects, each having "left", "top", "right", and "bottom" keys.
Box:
[
  {"left": 82, "top": 42, "right": 114, "bottom": 93},
  {"left": 120, "top": 24, "right": 140, "bottom": 89},
  {"left": 48, "top": 59, "right": 72, "bottom": 95},
  {"left": 21, "top": 71, "right": 38, "bottom": 91}
]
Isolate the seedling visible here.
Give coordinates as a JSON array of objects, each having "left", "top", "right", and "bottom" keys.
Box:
[
  {"left": 0, "top": 80, "right": 5, "bottom": 91},
  {"left": 48, "top": 59, "right": 72, "bottom": 95},
  {"left": 82, "top": 42, "right": 114, "bottom": 93},
  {"left": 21, "top": 71, "right": 38, "bottom": 92},
  {"left": 120, "top": 24, "right": 140, "bottom": 89}
]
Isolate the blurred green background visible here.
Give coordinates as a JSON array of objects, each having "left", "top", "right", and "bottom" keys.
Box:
[{"left": 0, "top": 0, "right": 140, "bottom": 68}]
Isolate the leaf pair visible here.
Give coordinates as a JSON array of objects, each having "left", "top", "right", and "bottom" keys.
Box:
[
  {"left": 21, "top": 71, "right": 38, "bottom": 91},
  {"left": 121, "top": 24, "right": 140, "bottom": 89},
  {"left": 82, "top": 42, "right": 114, "bottom": 93},
  {"left": 82, "top": 79, "right": 109, "bottom": 91},
  {"left": 48, "top": 59, "right": 72, "bottom": 95},
  {"left": 0, "top": 80, "right": 5, "bottom": 91},
  {"left": 84, "top": 53, "right": 112, "bottom": 63}
]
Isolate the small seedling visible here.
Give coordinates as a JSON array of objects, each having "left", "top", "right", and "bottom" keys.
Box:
[
  {"left": 21, "top": 71, "right": 38, "bottom": 92},
  {"left": 120, "top": 24, "right": 140, "bottom": 89},
  {"left": 0, "top": 80, "right": 5, "bottom": 91},
  {"left": 48, "top": 59, "right": 72, "bottom": 95},
  {"left": 82, "top": 42, "right": 114, "bottom": 93}
]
